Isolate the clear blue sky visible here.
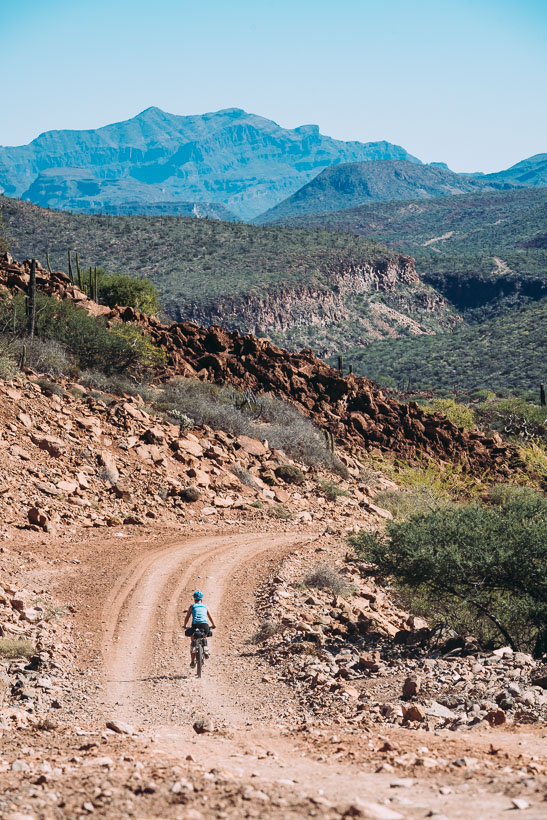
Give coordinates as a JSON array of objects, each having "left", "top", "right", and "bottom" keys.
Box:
[{"left": 2, "top": 0, "right": 546, "bottom": 172}]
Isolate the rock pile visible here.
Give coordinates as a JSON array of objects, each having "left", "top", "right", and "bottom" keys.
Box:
[
  {"left": 255, "top": 555, "right": 547, "bottom": 732},
  {"left": 0, "top": 255, "right": 515, "bottom": 474},
  {"left": 0, "top": 375, "right": 377, "bottom": 535},
  {"left": 0, "top": 579, "right": 72, "bottom": 729}
]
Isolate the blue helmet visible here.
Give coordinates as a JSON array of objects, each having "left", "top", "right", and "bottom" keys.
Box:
[{"left": 193, "top": 590, "right": 204, "bottom": 601}]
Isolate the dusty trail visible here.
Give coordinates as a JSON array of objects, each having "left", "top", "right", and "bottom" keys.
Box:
[{"left": 96, "top": 532, "right": 544, "bottom": 819}]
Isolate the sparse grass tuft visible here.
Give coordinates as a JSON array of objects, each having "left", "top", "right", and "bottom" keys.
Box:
[
  {"left": 375, "top": 487, "right": 442, "bottom": 520},
  {"left": 316, "top": 479, "right": 348, "bottom": 501},
  {"left": 0, "top": 638, "right": 35, "bottom": 659},
  {"left": 267, "top": 504, "right": 294, "bottom": 521},
  {"left": 304, "top": 563, "right": 354, "bottom": 597},
  {"left": 250, "top": 621, "right": 285, "bottom": 644}
]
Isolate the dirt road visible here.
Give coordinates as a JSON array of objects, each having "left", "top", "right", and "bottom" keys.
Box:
[{"left": 94, "top": 532, "right": 545, "bottom": 819}]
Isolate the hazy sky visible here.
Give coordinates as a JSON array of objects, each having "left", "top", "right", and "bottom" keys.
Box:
[{"left": 2, "top": 0, "right": 546, "bottom": 172}]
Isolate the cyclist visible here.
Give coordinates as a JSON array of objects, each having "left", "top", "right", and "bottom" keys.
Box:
[{"left": 183, "top": 591, "right": 216, "bottom": 667}]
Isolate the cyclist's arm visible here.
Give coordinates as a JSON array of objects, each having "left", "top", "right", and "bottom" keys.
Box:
[
  {"left": 183, "top": 605, "right": 192, "bottom": 627},
  {"left": 207, "top": 609, "right": 216, "bottom": 628}
]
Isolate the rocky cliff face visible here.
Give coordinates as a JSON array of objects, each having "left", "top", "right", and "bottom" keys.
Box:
[{"left": 177, "top": 257, "right": 458, "bottom": 354}]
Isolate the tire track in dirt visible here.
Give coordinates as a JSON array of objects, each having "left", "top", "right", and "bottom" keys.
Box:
[{"left": 102, "top": 532, "right": 302, "bottom": 725}]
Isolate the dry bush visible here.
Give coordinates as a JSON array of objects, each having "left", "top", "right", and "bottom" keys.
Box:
[
  {"left": 250, "top": 621, "right": 285, "bottom": 644},
  {"left": 231, "top": 463, "right": 261, "bottom": 490},
  {"left": 267, "top": 504, "right": 294, "bottom": 521},
  {"left": 157, "top": 378, "right": 345, "bottom": 472},
  {"left": 0, "top": 638, "right": 35, "bottom": 659},
  {"left": 11, "top": 338, "right": 76, "bottom": 377},
  {"left": 304, "top": 563, "right": 353, "bottom": 597}
]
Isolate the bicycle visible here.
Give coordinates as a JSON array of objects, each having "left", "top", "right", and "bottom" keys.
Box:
[{"left": 190, "top": 625, "right": 215, "bottom": 678}]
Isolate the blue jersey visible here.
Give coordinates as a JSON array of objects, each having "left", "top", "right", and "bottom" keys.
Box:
[{"left": 191, "top": 602, "right": 208, "bottom": 624}]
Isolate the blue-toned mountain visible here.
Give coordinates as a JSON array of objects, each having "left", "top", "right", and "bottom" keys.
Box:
[{"left": 0, "top": 107, "right": 419, "bottom": 219}]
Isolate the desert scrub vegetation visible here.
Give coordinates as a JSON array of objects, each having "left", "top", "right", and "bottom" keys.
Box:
[
  {"left": 267, "top": 504, "right": 294, "bottom": 521},
  {"left": 350, "top": 487, "right": 547, "bottom": 656},
  {"left": 0, "top": 196, "right": 396, "bottom": 315},
  {"left": 156, "top": 378, "right": 346, "bottom": 472},
  {"left": 344, "top": 298, "right": 547, "bottom": 395},
  {"left": 304, "top": 563, "right": 354, "bottom": 598},
  {"left": 374, "top": 486, "right": 442, "bottom": 520},
  {"left": 0, "top": 638, "right": 35, "bottom": 659},
  {"left": 275, "top": 464, "right": 305, "bottom": 485},
  {"left": 316, "top": 479, "right": 349, "bottom": 501},
  {"left": 0, "top": 291, "right": 164, "bottom": 376},
  {"left": 250, "top": 621, "right": 285, "bottom": 644},
  {"left": 423, "top": 398, "right": 476, "bottom": 430}
]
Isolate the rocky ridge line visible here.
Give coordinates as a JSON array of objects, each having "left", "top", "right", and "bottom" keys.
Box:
[{"left": 0, "top": 255, "right": 514, "bottom": 474}]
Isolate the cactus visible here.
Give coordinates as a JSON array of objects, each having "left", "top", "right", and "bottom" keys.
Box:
[
  {"left": 75, "top": 252, "right": 83, "bottom": 290},
  {"left": 323, "top": 429, "right": 335, "bottom": 454},
  {"left": 19, "top": 343, "right": 27, "bottom": 370},
  {"left": 337, "top": 355, "right": 343, "bottom": 374},
  {"left": 348, "top": 364, "right": 353, "bottom": 375},
  {"left": 541, "top": 384, "right": 546, "bottom": 407},
  {"left": 27, "top": 259, "right": 36, "bottom": 338},
  {"left": 67, "top": 250, "right": 74, "bottom": 283},
  {"left": 45, "top": 251, "right": 52, "bottom": 274},
  {"left": 93, "top": 266, "right": 99, "bottom": 302}
]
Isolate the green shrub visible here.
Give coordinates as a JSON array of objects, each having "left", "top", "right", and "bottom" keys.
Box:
[
  {"left": 275, "top": 464, "right": 305, "bottom": 485},
  {"left": 424, "top": 398, "right": 476, "bottom": 430},
  {"left": 0, "top": 292, "right": 162, "bottom": 376},
  {"left": 96, "top": 271, "right": 160, "bottom": 315},
  {"left": 350, "top": 493, "right": 547, "bottom": 655}
]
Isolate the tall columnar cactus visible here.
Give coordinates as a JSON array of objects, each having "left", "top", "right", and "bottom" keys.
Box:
[
  {"left": 75, "top": 252, "right": 83, "bottom": 290},
  {"left": 323, "top": 429, "right": 335, "bottom": 454},
  {"left": 93, "top": 266, "right": 99, "bottom": 303},
  {"left": 27, "top": 259, "right": 37, "bottom": 339},
  {"left": 541, "top": 384, "right": 546, "bottom": 407},
  {"left": 67, "top": 250, "right": 74, "bottom": 283},
  {"left": 337, "top": 355, "right": 343, "bottom": 374},
  {"left": 45, "top": 251, "right": 52, "bottom": 274}
]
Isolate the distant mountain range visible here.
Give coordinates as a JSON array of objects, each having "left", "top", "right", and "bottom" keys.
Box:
[
  {"left": 0, "top": 108, "right": 419, "bottom": 220},
  {"left": 0, "top": 107, "right": 544, "bottom": 221}
]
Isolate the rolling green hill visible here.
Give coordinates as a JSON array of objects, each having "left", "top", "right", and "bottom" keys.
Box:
[
  {"left": 341, "top": 298, "right": 547, "bottom": 395},
  {"left": 255, "top": 159, "right": 513, "bottom": 224}
]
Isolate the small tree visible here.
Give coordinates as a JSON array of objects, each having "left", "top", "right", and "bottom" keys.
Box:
[
  {"left": 96, "top": 271, "right": 160, "bottom": 315},
  {"left": 350, "top": 491, "right": 547, "bottom": 655}
]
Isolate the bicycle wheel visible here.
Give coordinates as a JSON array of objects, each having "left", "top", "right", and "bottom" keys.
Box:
[{"left": 196, "top": 643, "right": 203, "bottom": 678}]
